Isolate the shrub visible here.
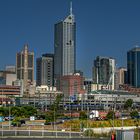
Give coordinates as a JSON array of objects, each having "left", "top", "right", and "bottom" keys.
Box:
[
  {"left": 83, "top": 129, "right": 94, "bottom": 137},
  {"left": 79, "top": 111, "right": 87, "bottom": 120},
  {"left": 130, "top": 110, "right": 139, "bottom": 119},
  {"left": 106, "top": 111, "right": 115, "bottom": 120},
  {"left": 11, "top": 117, "right": 21, "bottom": 127}
]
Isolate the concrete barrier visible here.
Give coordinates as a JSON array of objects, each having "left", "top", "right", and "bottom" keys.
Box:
[{"left": 84, "top": 126, "right": 137, "bottom": 134}]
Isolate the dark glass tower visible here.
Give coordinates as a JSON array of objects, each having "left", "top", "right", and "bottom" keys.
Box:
[
  {"left": 36, "top": 53, "right": 54, "bottom": 87},
  {"left": 127, "top": 47, "right": 140, "bottom": 87}
]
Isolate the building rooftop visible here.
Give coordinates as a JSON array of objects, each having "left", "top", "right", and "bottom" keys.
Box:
[
  {"left": 129, "top": 47, "right": 140, "bottom": 52},
  {"left": 90, "top": 90, "right": 139, "bottom": 96}
]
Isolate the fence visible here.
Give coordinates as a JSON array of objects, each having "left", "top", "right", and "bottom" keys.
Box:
[
  {"left": 0, "top": 128, "right": 111, "bottom": 139},
  {"left": 0, "top": 129, "right": 82, "bottom": 138}
]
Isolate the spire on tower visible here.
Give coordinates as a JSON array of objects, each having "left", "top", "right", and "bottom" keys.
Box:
[{"left": 70, "top": 1, "right": 73, "bottom": 15}]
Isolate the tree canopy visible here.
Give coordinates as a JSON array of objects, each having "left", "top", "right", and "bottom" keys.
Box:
[
  {"left": 0, "top": 106, "right": 37, "bottom": 118},
  {"left": 106, "top": 110, "right": 115, "bottom": 120},
  {"left": 124, "top": 99, "right": 133, "bottom": 109}
]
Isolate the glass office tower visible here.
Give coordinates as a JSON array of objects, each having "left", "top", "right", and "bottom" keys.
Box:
[
  {"left": 54, "top": 3, "right": 76, "bottom": 89},
  {"left": 127, "top": 47, "right": 140, "bottom": 87}
]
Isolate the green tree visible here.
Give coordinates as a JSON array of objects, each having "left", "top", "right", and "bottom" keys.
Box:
[
  {"left": 130, "top": 110, "right": 139, "bottom": 118},
  {"left": 124, "top": 99, "right": 133, "bottom": 109},
  {"left": 45, "top": 111, "right": 55, "bottom": 125},
  {"left": 0, "top": 107, "right": 9, "bottom": 116},
  {"left": 51, "top": 94, "right": 63, "bottom": 111},
  {"left": 22, "top": 106, "right": 37, "bottom": 117},
  {"left": 11, "top": 106, "right": 21, "bottom": 117},
  {"left": 11, "top": 106, "right": 37, "bottom": 118},
  {"left": 11, "top": 117, "right": 22, "bottom": 127},
  {"left": 50, "top": 94, "right": 63, "bottom": 120},
  {"left": 106, "top": 111, "right": 115, "bottom": 120},
  {"left": 79, "top": 111, "right": 87, "bottom": 120},
  {"left": 0, "top": 107, "right": 4, "bottom": 116}
]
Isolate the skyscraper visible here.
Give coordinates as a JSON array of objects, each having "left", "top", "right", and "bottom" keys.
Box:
[
  {"left": 16, "top": 44, "right": 34, "bottom": 92},
  {"left": 54, "top": 3, "right": 76, "bottom": 88},
  {"left": 93, "top": 56, "right": 115, "bottom": 90},
  {"left": 36, "top": 53, "right": 54, "bottom": 87},
  {"left": 127, "top": 47, "right": 140, "bottom": 87}
]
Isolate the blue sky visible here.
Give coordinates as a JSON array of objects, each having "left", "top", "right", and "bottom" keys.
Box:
[{"left": 0, "top": 0, "right": 140, "bottom": 78}]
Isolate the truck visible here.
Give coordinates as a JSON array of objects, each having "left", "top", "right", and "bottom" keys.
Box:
[{"left": 89, "top": 110, "right": 99, "bottom": 119}]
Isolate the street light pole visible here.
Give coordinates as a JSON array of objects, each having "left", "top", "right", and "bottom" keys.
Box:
[
  {"left": 2, "top": 89, "right": 3, "bottom": 107},
  {"left": 121, "top": 98, "right": 124, "bottom": 129},
  {"left": 8, "top": 101, "right": 11, "bottom": 130},
  {"left": 54, "top": 105, "right": 55, "bottom": 130},
  {"left": 87, "top": 106, "right": 89, "bottom": 129}
]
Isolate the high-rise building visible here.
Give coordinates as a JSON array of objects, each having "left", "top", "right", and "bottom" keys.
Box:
[
  {"left": 114, "top": 67, "right": 127, "bottom": 90},
  {"left": 93, "top": 56, "right": 115, "bottom": 90},
  {"left": 54, "top": 3, "right": 76, "bottom": 88},
  {"left": 36, "top": 53, "right": 54, "bottom": 87},
  {"left": 127, "top": 47, "right": 140, "bottom": 87},
  {"left": 16, "top": 44, "right": 34, "bottom": 92}
]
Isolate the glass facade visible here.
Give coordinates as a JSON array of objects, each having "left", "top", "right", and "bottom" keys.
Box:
[
  {"left": 93, "top": 56, "right": 115, "bottom": 85},
  {"left": 127, "top": 47, "right": 140, "bottom": 87},
  {"left": 36, "top": 54, "right": 54, "bottom": 86},
  {"left": 54, "top": 14, "right": 76, "bottom": 78},
  {"left": 93, "top": 56, "right": 115, "bottom": 90},
  {"left": 28, "top": 55, "right": 33, "bottom": 68}
]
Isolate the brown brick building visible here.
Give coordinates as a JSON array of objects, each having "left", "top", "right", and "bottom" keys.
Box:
[{"left": 60, "top": 74, "right": 85, "bottom": 97}]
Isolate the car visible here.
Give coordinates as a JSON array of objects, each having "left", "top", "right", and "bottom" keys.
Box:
[
  {"left": 120, "top": 117, "right": 128, "bottom": 120},
  {"left": 11, "top": 119, "right": 26, "bottom": 127},
  {"left": 132, "top": 116, "right": 140, "bottom": 119},
  {"left": 4, "top": 116, "right": 14, "bottom": 121},
  {"left": 20, "top": 120, "right": 26, "bottom": 125}
]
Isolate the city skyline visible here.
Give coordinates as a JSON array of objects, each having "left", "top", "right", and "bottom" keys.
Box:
[{"left": 1, "top": 0, "right": 140, "bottom": 78}]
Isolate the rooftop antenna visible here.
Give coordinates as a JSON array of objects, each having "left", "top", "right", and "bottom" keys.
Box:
[{"left": 70, "top": 1, "right": 73, "bottom": 15}]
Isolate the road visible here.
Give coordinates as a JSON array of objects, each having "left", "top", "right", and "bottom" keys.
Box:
[{"left": 1, "top": 138, "right": 110, "bottom": 140}]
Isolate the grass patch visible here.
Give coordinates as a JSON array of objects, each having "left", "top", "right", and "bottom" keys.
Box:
[{"left": 63, "top": 119, "right": 140, "bottom": 131}]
